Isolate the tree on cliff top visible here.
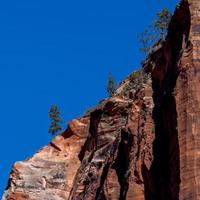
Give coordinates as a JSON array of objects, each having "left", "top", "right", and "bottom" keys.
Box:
[
  {"left": 154, "top": 8, "right": 172, "bottom": 37},
  {"left": 107, "top": 73, "right": 116, "bottom": 96},
  {"left": 48, "top": 105, "right": 62, "bottom": 135},
  {"left": 138, "top": 8, "right": 172, "bottom": 55}
]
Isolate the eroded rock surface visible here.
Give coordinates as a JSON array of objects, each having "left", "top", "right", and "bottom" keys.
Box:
[{"left": 3, "top": 0, "right": 200, "bottom": 199}]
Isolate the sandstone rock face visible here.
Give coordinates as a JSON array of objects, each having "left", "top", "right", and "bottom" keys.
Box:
[
  {"left": 2, "top": 118, "right": 89, "bottom": 200},
  {"left": 2, "top": 0, "right": 200, "bottom": 199}
]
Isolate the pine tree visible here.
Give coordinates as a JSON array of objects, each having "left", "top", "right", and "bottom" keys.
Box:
[
  {"left": 48, "top": 105, "right": 62, "bottom": 135},
  {"left": 107, "top": 73, "right": 116, "bottom": 96}
]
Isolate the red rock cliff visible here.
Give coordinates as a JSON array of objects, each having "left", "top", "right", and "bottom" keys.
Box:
[{"left": 2, "top": 0, "right": 200, "bottom": 199}]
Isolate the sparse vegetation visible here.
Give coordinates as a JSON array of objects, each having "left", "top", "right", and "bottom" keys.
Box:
[
  {"left": 137, "top": 27, "right": 157, "bottom": 54},
  {"left": 128, "top": 70, "right": 142, "bottom": 82},
  {"left": 138, "top": 8, "right": 172, "bottom": 55},
  {"left": 128, "top": 70, "right": 148, "bottom": 86},
  {"left": 120, "top": 69, "right": 149, "bottom": 95},
  {"left": 48, "top": 105, "right": 62, "bottom": 136},
  {"left": 154, "top": 8, "right": 172, "bottom": 37}
]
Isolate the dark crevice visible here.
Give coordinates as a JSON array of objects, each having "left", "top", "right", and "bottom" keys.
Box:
[
  {"left": 113, "top": 129, "right": 133, "bottom": 200},
  {"left": 50, "top": 142, "right": 62, "bottom": 151},
  {"left": 143, "top": 65, "right": 180, "bottom": 200},
  {"left": 68, "top": 110, "right": 103, "bottom": 200},
  {"left": 95, "top": 164, "right": 110, "bottom": 200},
  {"left": 146, "top": 83, "right": 180, "bottom": 200},
  {"left": 143, "top": 1, "right": 191, "bottom": 200},
  {"left": 95, "top": 135, "right": 123, "bottom": 200},
  {"left": 78, "top": 110, "right": 102, "bottom": 161}
]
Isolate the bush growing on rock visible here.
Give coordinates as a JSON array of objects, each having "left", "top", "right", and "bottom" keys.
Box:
[
  {"left": 154, "top": 8, "right": 172, "bottom": 37},
  {"left": 138, "top": 8, "right": 172, "bottom": 55},
  {"left": 120, "top": 70, "right": 149, "bottom": 95}
]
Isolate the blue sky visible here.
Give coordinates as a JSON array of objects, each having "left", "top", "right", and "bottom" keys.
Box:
[{"left": 0, "top": 0, "right": 178, "bottom": 196}]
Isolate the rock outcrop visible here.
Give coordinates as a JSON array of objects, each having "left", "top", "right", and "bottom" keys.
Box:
[{"left": 2, "top": 0, "right": 200, "bottom": 199}]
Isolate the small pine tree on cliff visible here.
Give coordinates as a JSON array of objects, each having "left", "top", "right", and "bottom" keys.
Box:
[
  {"left": 48, "top": 105, "right": 62, "bottom": 135},
  {"left": 107, "top": 73, "right": 116, "bottom": 96}
]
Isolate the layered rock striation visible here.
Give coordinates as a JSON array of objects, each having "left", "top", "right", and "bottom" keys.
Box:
[{"left": 3, "top": 0, "right": 200, "bottom": 199}]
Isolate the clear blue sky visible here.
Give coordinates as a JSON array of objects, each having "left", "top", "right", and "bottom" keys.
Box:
[{"left": 0, "top": 0, "right": 178, "bottom": 196}]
